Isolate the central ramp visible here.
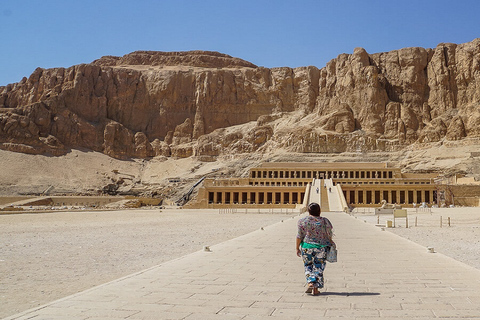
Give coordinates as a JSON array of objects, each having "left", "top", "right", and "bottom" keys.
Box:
[
  {"left": 303, "top": 178, "right": 329, "bottom": 211},
  {"left": 306, "top": 178, "right": 321, "bottom": 205},
  {"left": 303, "top": 179, "right": 346, "bottom": 212},
  {"left": 323, "top": 179, "right": 346, "bottom": 212}
]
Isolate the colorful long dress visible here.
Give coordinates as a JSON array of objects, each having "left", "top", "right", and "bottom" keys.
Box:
[{"left": 297, "top": 215, "right": 334, "bottom": 288}]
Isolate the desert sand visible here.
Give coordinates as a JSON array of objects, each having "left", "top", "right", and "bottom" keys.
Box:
[
  {"left": 352, "top": 207, "right": 480, "bottom": 270},
  {"left": 0, "top": 148, "right": 265, "bottom": 200},
  {"left": 0, "top": 208, "right": 294, "bottom": 319}
]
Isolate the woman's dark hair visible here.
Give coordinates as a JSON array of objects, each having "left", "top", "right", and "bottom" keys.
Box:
[{"left": 308, "top": 203, "right": 321, "bottom": 216}]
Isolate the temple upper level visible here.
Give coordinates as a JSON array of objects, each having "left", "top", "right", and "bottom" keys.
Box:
[{"left": 248, "top": 162, "right": 436, "bottom": 186}]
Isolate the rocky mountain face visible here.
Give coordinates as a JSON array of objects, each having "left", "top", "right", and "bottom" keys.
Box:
[{"left": 1, "top": 41, "right": 479, "bottom": 160}]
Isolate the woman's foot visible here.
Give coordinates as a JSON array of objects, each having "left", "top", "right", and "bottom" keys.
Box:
[
  {"left": 312, "top": 287, "right": 320, "bottom": 295},
  {"left": 305, "top": 283, "right": 314, "bottom": 293}
]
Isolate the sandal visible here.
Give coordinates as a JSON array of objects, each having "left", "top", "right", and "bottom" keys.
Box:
[{"left": 305, "top": 283, "right": 314, "bottom": 294}]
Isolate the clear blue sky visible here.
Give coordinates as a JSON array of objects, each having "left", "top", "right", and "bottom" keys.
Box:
[{"left": 1, "top": 0, "right": 479, "bottom": 86}]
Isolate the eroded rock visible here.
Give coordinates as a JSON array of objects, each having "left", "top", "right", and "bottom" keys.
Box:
[{"left": 0, "top": 41, "right": 479, "bottom": 159}]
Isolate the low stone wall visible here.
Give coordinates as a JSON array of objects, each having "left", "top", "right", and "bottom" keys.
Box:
[
  {"left": 0, "top": 197, "right": 32, "bottom": 206},
  {"left": 49, "top": 196, "right": 124, "bottom": 207}
]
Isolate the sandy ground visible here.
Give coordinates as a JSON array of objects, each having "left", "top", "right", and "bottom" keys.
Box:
[
  {"left": 352, "top": 207, "right": 480, "bottom": 270},
  {"left": 0, "top": 208, "right": 294, "bottom": 319},
  {"left": 0, "top": 149, "right": 261, "bottom": 199}
]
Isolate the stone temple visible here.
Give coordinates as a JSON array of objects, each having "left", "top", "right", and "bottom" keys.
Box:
[{"left": 186, "top": 162, "right": 452, "bottom": 211}]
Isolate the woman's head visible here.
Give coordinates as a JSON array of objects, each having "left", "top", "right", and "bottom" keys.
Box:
[{"left": 308, "top": 203, "right": 321, "bottom": 216}]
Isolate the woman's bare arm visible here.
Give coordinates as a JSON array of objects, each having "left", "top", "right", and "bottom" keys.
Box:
[{"left": 296, "top": 237, "right": 302, "bottom": 257}]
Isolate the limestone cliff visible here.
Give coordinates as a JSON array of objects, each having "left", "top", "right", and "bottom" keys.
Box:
[{"left": 1, "top": 41, "right": 479, "bottom": 159}]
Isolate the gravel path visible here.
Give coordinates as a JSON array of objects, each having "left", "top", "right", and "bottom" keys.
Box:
[{"left": 0, "top": 208, "right": 294, "bottom": 318}]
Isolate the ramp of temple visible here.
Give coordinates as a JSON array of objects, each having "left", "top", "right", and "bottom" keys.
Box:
[{"left": 187, "top": 162, "right": 439, "bottom": 211}]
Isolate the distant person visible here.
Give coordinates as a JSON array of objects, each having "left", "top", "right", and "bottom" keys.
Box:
[
  {"left": 329, "top": 187, "right": 331, "bottom": 192},
  {"left": 296, "top": 202, "right": 335, "bottom": 295},
  {"left": 316, "top": 187, "right": 319, "bottom": 194}
]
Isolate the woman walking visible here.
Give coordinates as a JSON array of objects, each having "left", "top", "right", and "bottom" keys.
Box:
[{"left": 296, "top": 202, "right": 335, "bottom": 295}]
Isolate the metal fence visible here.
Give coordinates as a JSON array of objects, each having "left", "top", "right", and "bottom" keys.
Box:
[
  {"left": 359, "top": 212, "right": 480, "bottom": 228},
  {"left": 351, "top": 207, "right": 375, "bottom": 215}
]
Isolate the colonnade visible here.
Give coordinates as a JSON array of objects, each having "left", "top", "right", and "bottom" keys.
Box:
[
  {"left": 249, "top": 181, "right": 307, "bottom": 187},
  {"left": 250, "top": 169, "right": 394, "bottom": 180},
  {"left": 344, "top": 188, "right": 436, "bottom": 205},
  {"left": 208, "top": 190, "right": 305, "bottom": 205}
]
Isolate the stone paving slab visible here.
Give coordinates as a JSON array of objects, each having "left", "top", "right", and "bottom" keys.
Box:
[{"left": 4, "top": 212, "right": 480, "bottom": 319}]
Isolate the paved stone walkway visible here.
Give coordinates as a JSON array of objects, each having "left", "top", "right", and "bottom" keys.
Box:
[{"left": 4, "top": 212, "right": 480, "bottom": 319}]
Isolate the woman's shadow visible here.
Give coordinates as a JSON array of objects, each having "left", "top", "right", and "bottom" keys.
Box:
[{"left": 321, "top": 292, "right": 380, "bottom": 296}]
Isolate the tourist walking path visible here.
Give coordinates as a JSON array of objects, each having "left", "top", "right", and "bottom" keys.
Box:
[{"left": 5, "top": 212, "right": 480, "bottom": 320}]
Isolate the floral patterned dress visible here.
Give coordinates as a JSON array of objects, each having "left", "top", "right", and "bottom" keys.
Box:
[{"left": 297, "top": 215, "right": 334, "bottom": 288}]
